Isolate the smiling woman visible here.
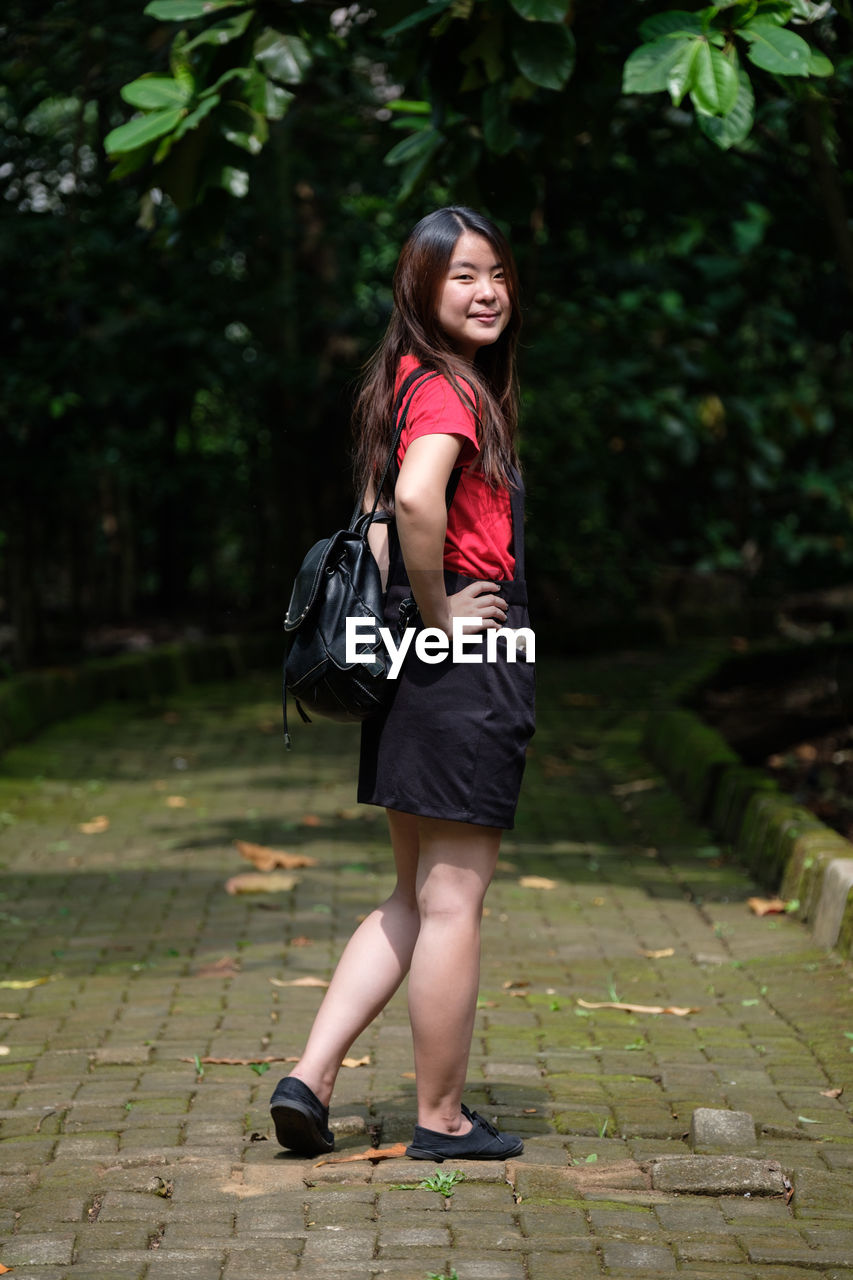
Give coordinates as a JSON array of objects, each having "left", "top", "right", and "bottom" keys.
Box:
[
  {"left": 436, "top": 232, "right": 510, "bottom": 361},
  {"left": 270, "top": 207, "right": 535, "bottom": 1165}
]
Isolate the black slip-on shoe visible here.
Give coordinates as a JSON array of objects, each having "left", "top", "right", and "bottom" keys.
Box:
[
  {"left": 269, "top": 1076, "right": 334, "bottom": 1157},
  {"left": 405, "top": 1103, "right": 523, "bottom": 1162}
]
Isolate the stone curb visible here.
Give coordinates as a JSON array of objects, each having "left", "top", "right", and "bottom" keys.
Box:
[
  {"left": 0, "top": 634, "right": 280, "bottom": 755},
  {"left": 644, "top": 648, "right": 853, "bottom": 959}
]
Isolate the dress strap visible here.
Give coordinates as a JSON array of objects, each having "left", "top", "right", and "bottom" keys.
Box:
[{"left": 508, "top": 466, "right": 525, "bottom": 583}]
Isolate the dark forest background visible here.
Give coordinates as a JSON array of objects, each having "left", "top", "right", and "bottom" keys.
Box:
[{"left": 2, "top": 0, "right": 851, "bottom": 671}]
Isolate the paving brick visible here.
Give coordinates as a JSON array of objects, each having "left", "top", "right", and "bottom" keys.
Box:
[
  {"left": 600, "top": 1241, "right": 677, "bottom": 1271},
  {"left": 689, "top": 1106, "right": 757, "bottom": 1153}
]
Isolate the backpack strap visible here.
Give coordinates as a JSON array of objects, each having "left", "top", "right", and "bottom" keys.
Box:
[{"left": 348, "top": 367, "right": 440, "bottom": 531}]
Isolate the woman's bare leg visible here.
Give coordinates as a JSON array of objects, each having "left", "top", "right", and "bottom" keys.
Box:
[
  {"left": 287, "top": 808, "right": 421, "bottom": 1104},
  {"left": 408, "top": 816, "right": 501, "bottom": 1134}
]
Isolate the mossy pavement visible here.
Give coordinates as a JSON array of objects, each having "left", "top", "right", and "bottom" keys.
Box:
[{"left": 1, "top": 649, "right": 852, "bottom": 1279}]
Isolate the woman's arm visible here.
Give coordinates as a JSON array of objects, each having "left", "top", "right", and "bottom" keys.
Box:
[{"left": 396, "top": 434, "right": 507, "bottom": 637}]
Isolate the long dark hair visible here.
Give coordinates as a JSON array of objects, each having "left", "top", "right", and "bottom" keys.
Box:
[{"left": 353, "top": 207, "right": 521, "bottom": 508}]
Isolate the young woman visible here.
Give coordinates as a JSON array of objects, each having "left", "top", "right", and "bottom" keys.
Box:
[{"left": 270, "top": 207, "right": 535, "bottom": 1161}]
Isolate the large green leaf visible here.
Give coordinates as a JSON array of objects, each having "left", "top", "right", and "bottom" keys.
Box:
[
  {"left": 666, "top": 39, "right": 702, "bottom": 106},
  {"left": 382, "top": 1, "right": 454, "bottom": 38},
  {"left": 740, "top": 16, "right": 811, "bottom": 75},
  {"left": 691, "top": 43, "right": 740, "bottom": 113},
  {"left": 754, "top": 0, "right": 794, "bottom": 23},
  {"left": 695, "top": 67, "right": 755, "bottom": 148},
  {"left": 384, "top": 126, "right": 443, "bottom": 167},
  {"left": 121, "top": 76, "right": 193, "bottom": 110},
  {"left": 184, "top": 10, "right": 254, "bottom": 52},
  {"left": 104, "top": 106, "right": 186, "bottom": 155},
  {"left": 510, "top": 0, "right": 572, "bottom": 20},
  {"left": 807, "top": 48, "right": 834, "bottom": 76},
  {"left": 254, "top": 30, "right": 311, "bottom": 85},
  {"left": 173, "top": 93, "right": 219, "bottom": 140},
  {"left": 512, "top": 22, "right": 576, "bottom": 90},
  {"left": 639, "top": 10, "right": 704, "bottom": 41},
  {"left": 144, "top": 0, "right": 248, "bottom": 18},
  {"left": 623, "top": 36, "right": 696, "bottom": 94}
]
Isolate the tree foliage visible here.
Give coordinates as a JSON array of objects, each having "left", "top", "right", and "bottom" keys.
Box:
[{"left": 1, "top": 1, "right": 851, "bottom": 668}]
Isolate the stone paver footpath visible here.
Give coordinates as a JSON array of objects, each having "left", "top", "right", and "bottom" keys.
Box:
[{"left": 1, "top": 651, "right": 852, "bottom": 1280}]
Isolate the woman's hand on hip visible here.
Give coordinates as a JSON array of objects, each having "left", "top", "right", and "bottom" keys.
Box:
[{"left": 448, "top": 580, "right": 508, "bottom": 633}]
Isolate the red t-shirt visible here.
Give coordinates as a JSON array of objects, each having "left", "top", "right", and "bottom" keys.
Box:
[{"left": 395, "top": 355, "right": 515, "bottom": 580}]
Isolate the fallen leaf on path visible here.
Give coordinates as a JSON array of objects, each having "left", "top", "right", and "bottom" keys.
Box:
[
  {"left": 78, "top": 815, "right": 109, "bottom": 834},
  {"left": 225, "top": 872, "right": 298, "bottom": 896},
  {"left": 0, "top": 977, "right": 50, "bottom": 989},
  {"left": 194, "top": 956, "right": 239, "bottom": 978},
  {"left": 577, "top": 998, "right": 698, "bottom": 1017},
  {"left": 289, "top": 936, "right": 313, "bottom": 948},
  {"left": 0, "top": 1012, "right": 21, "bottom": 1019},
  {"left": 0, "top": 1263, "right": 12, "bottom": 1274},
  {"left": 234, "top": 840, "right": 317, "bottom": 872},
  {"left": 314, "top": 1142, "right": 407, "bottom": 1167},
  {"left": 821, "top": 1087, "right": 843, "bottom": 1099},
  {"left": 165, "top": 795, "right": 187, "bottom": 808},
  {"left": 503, "top": 979, "right": 530, "bottom": 990},
  {"left": 301, "top": 814, "right": 322, "bottom": 827},
  {"left": 181, "top": 1055, "right": 297, "bottom": 1066},
  {"left": 519, "top": 876, "right": 557, "bottom": 890},
  {"left": 495, "top": 860, "right": 517, "bottom": 872},
  {"left": 641, "top": 948, "right": 675, "bottom": 959},
  {"left": 748, "top": 896, "right": 789, "bottom": 916},
  {"left": 342, "top": 1055, "right": 370, "bottom": 1069},
  {"left": 611, "top": 778, "right": 660, "bottom": 797},
  {"left": 269, "top": 976, "right": 329, "bottom": 988},
  {"left": 401, "top": 1071, "right": 416, "bottom": 1079},
  {"left": 0, "top": 1046, "right": 10, "bottom": 1056}
]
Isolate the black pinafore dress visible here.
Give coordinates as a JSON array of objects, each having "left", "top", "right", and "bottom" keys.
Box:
[{"left": 357, "top": 467, "right": 535, "bottom": 830}]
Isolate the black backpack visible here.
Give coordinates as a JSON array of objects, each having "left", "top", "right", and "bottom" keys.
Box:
[{"left": 282, "top": 367, "right": 457, "bottom": 746}]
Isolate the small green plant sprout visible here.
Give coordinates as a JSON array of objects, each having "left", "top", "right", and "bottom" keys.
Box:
[
  {"left": 598, "top": 1116, "right": 609, "bottom": 1138},
  {"left": 249, "top": 1061, "right": 270, "bottom": 1076},
  {"left": 420, "top": 1169, "right": 466, "bottom": 1198},
  {"left": 394, "top": 1169, "right": 466, "bottom": 1199},
  {"left": 427, "top": 1270, "right": 459, "bottom": 1280},
  {"left": 193, "top": 1054, "right": 205, "bottom": 1080}
]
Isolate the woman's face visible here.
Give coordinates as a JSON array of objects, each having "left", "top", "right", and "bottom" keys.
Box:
[{"left": 436, "top": 230, "right": 510, "bottom": 362}]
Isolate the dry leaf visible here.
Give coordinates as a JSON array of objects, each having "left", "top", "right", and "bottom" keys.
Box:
[
  {"left": 821, "top": 1087, "right": 843, "bottom": 1099},
  {"left": 0, "top": 1263, "right": 12, "bottom": 1274},
  {"left": 289, "top": 936, "right": 314, "bottom": 948},
  {"left": 0, "top": 1012, "right": 21, "bottom": 1019},
  {"left": 592, "top": 897, "right": 606, "bottom": 906},
  {"left": 194, "top": 956, "right": 239, "bottom": 978},
  {"left": 0, "top": 1046, "right": 10, "bottom": 1056},
  {"left": 495, "top": 860, "right": 517, "bottom": 872},
  {"left": 401, "top": 1071, "right": 416, "bottom": 1079},
  {"left": 642, "top": 948, "right": 675, "bottom": 959},
  {"left": 225, "top": 872, "right": 298, "bottom": 896},
  {"left": 269, "top": 976, "right": 329, "bottom": 988},
  {"left": 577, "top": 998, "right": 698, "bottom": 1017},
  {"left": 234, "top": 840, "right": 317, "bottom": 872},
  {"left": 0, "top": 977, "right": 50, "bottom": 990},
  {"left": 314, "top": 1142, "right": 407, "bottom": 1167},
  {"left": 78, "top": 815, "right": 109, "bottom": 834},
  {"left": 748, "top": 896, "right": 789, "bottom": 917},
  {"left": 611, "top": 778, "right": 659, "bottom": 797},
  {"left": 301, "top": 814, "right": 322, "bottom": 827},
  {"left": 180, "top": 1055, "right": 297, "bottom": 1066},
  {"left": 518, "top": 876, "right": 557, "bottom": 890},
  {"left": 503, "top": 979, "right": 530, "bottom": 990},
  {"left": 165, "top": 795, "right": 187, "bottom": 808},
  {"left": 342, "top": 1055, "right": 370, "bottom": 1069}
]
